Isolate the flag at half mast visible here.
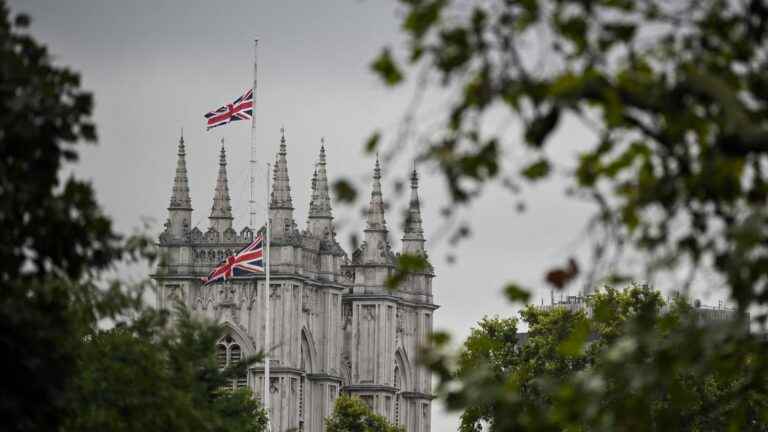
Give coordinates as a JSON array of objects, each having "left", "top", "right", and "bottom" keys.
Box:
[
  {"left": 204, "top": 88, "right": 253, "bottom": 130},
  {"left": 201, "top": 232, "right": 264, "bottom": 285}
]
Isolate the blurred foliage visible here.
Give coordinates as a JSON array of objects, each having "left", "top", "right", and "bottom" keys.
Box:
[
  {"left": 371, "top": 0, "right": 768, "bottom": 429},
  {"left": 386, "top": 253, "right": 430, "bottom": 289},
  {"left": 0, "top": 2, "right": 265, "bottom": 431},
  {"left": 64, "top": 306, "right": 268, "bottom": 432},
  {"left": 432, "top": 286, "right": 768, "bottom": 431},
  {"left": 325, "top": 395, "right": 404, "bottom": 432},
  {"left": 374, "top": 0, "right": 768, "bottom": 308}
]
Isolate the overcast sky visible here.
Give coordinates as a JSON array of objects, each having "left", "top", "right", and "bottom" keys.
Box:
[{"left": 8, "top": 1, "right": 665, "bottom": 429}]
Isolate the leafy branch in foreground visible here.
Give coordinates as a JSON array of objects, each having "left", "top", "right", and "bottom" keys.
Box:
[
  {"left": 0, "top": 2, "right": 267, "bottom": 430},
  {"left": 374, "top": 0, "right": 768, "bottom": 308},
  {"left": 372, "top": 3, "right": 768, "bottom": 427}
]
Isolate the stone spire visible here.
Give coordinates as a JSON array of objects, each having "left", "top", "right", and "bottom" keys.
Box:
[
  {"left": 307, "top": 139, "right": 334, "bottom": 239},
  {"left": 366, "top": 155, "right": 387, "bottom": 232},
  {"left": 270, "top": 128, "right": 294, "bottom": 209},
  {"left": 169, "top": 131, "right": 192, "bottom": 211},
  {"left": 311, "top": 140, "right": 333, "bottom": 218},
  {"left": 358, "top": 155, "right": 392, "bottom": 265},
  {"left": 166, "top": 130, "right": 192, "bottom": 240},
  {"left": 269, "top": 128, "right": 295, "bottom": 238},
  {"left": 402, "top": 165, "right": 426, "bottom": 254},
  {"left": 209, "top": 141, "right": 233, "bottom": 233}
]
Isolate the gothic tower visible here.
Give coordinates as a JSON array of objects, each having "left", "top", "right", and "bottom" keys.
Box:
[
  {"left": 165, "top": 131, "right": 192, "bottom": 240},
  {"left": 153, "top": 132, "right": 436, "bottom": 432},
  {"left": 341, "top": 158, "right": 436, "bottom": 431}
]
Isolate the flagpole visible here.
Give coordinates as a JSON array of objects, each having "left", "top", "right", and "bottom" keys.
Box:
[
  {"left": 250, "top": 39, "right": 272, "bottom": 432},
  {"left": 264, "top": 162, "right": 272, "bottom": 431},
  {"left": 249, "top": 39, "right": 258, "bottom": 235}
]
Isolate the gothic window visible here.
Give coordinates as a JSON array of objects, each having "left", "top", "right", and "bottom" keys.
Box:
[
  {"left": 216, "top": 335, "right": 247, "bottom": 390},
  {"left": 216, "top": 344, "right": 228, "bottom": 369}
]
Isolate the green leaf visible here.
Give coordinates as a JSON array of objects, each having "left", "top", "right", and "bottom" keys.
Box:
[
  {"left": 371, "top": 48, "right": 404, "bottom": 86},
  {"left": 503, "top": 283, "right": 531, "bottom": 303},
  {"left": 386, "top": 254, "right": 430, "bottom": 289},
  {"left": 402, "top": 0, "right": 447, "bottom": 40},
  {"left": 332, "top": 180, "right": 357, "bottom": 203},
  {"left": 557, "top": 319, "right": 589, "bottom": 357},
  {"left": 604, "top": 22, "right": 636, "bottom": 42},
  {"left": 364, "top": 131, "right": 381, "bottom": 154},
  {"left": 521, "top": 158, "right": 551, "bottom": 180},
  {"left": 525, "top": 107, "right": 560, "bottom": 148}
]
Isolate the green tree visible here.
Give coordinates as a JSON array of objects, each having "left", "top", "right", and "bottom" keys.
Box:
[
  {"left": 367, "top": 0, "right": 768, "bottom": 430},
  {"left": 453, "top": 287, "right": 767, "bottom": 431},
  {"left": 325, "top": 395, "right": 404, "bottom": 432},
  {"left": 64, "top": 307, "right": 268, "bottom": 432},
  {"left": 0, "top": 2, "right": 266, "bottom": 431},
  {"left": 0, "top": 1, "right": 120, "bottom": 428}
]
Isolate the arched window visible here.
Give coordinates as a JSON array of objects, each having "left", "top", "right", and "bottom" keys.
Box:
[{"left": 216, "top": 335, "right": 247, "bottom": 390}]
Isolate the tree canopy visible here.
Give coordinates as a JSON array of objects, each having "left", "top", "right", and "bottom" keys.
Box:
[
  {"left": 452, "top": 286, "right": 767, "bottom": 431},
  {"left": 0, "top": 2, "right": 265, "bottom": 431},
  {"left": 64, "top": 306, "right": 268, "bottom": 432},
  {"left": 325, "top": 395, "right": 404, "bottom": 432}
]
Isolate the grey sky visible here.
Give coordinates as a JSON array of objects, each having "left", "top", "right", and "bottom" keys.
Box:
[{"left": 10, "top": 0, "right": 622, "bottom": 429}]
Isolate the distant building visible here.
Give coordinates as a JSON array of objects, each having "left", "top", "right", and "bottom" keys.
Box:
[
  {"left": 535, "top": 292, "right": 741, "bottom": 322},
  {"left": 152, "top": 132, "right": 436, "bottom": 432}
]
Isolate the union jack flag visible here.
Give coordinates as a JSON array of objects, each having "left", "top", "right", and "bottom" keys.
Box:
[
  {"left": 202, "top": 233, "right": 264, "bottom": 285},
  {"left": 204, "top": 88, "right": 253, "bottom": 130}
]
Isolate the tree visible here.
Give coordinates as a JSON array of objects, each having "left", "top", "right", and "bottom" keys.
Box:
[
  {"left": 453, "top": 286, "right": 767, "bottom": 431},
  {"left": 63, "top": 307, "right": 268, "bottom": 432},
  {"left": 366, "top": 1, "right": 768, "bottom": 430},
  {"left": 325, "top": 395, "right": 404, "bottom": 432},
  {"left": 0, "top": 2, "right": 265, "bottom": 431},
  {"left": 0, "top": 1, "right": 120, "bottom": 428}
]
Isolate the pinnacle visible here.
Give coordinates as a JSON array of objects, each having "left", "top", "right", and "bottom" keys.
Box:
[
  {"left": 374, "top": 154, "right": 382, "bottom": 180},
  {"left": 270, "top": 128, "right": 294, "bottom": 210},
  {"left": 209, "top": 142, "right": 233, "bottom": 224},
  {"left": 403, "top": 165, "right": 424, "bottom": 242},
  {"left": 366, "top": 155, "right": 387, "bottom": 231},
  {"left": 169, "top": 131, "right": 192, "bottom": 210},
  {"left": 309, "top": 139, "right": 333, "bottom": 219}
]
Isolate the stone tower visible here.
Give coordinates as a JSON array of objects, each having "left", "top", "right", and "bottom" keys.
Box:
[
  {"left": 341, "top": 157, "right": 435, "bottom": 431},
  {"left": 153, "top": 132, "right": 436, "bottom": 432}
]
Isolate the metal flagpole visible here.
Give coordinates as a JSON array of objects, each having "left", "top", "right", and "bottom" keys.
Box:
[
  {"left": 264, "top": 162, "right": 272, "bottom": 431},
  {"left": 250, "top": 40, "right": 258, "bottom": 233},
  {"left": 250, "top": 39, "right": 272, "bottom": 432}
]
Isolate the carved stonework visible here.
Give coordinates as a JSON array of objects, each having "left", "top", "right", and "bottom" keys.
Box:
[
  {"left": 166, "top": 284, "right": 181, "bottom": 303},
  {"left": 154, "top": 145, "right": 436, "bottom": 431},
  {"left": 362, "top": 305, "right": 376, "bottom": 321},
  {"left": 342, "top": 304, "right": 352, "bottom": 329},
  {"left": 270, "top": 285, "right": 280, "bottom": 299},
  {"left": 302, "top": 289, "right": 311, "bottom": 313}
]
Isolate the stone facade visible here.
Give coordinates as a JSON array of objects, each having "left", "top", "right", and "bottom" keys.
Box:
[{"left": 152, "top": 132, "right": 436, "bottom": 431}]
